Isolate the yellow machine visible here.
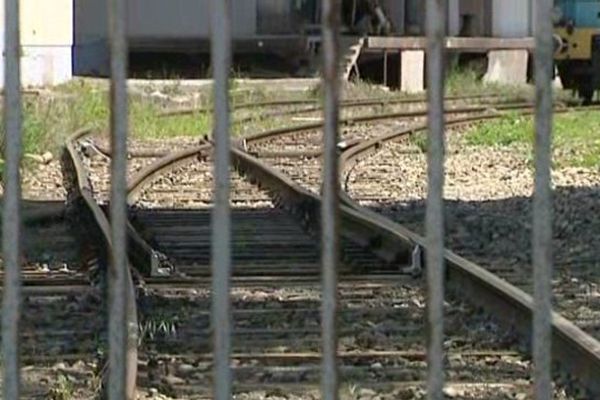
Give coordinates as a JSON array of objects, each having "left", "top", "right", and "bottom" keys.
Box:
[{"left": 553, "top": 1, "right": 600, "bottom": 103}]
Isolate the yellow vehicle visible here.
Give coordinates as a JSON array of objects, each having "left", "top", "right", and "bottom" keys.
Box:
[{"left": 553, "top": 0, "right": 600, "bottom": 103}]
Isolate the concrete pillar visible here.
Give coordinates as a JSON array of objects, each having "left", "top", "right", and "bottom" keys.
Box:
[
  {"left": 483, "top": 50, "right": 529, "bottom": 85},
  {"left": 492, "top": 0, "right": 530, "bottom": 37},
  {"left": 399, "top": 50, "right": 425, "bottom": 93},
  {"left": 18, "top": 0, "right": 73, "bottom": 86}
]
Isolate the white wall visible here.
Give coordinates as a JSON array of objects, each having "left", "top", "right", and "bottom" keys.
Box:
[
  {"left": 0, "top": 0, "right": 73, "bottom": 88},
  {"left": 492, "top": 0, "right": 531, "bottom": 37}
]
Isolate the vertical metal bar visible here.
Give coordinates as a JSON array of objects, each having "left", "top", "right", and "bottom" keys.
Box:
[
  {"left": 2, "top": 0, "right": 22, "bottom": 397},
  {"left": 107, "top": 0, "right": 129, "bottom": 397},
  {"left": 210, "top": 0, "right": 233, "bottom": 399},
  {"left": 533, "top": 0, "right": 554, "bottom": 397},
  {"left": 321, "top": 0, "right": 340, "bottom": 399},
  {"left": 425, "top": 0, "right": 446, "bottom": 399}
]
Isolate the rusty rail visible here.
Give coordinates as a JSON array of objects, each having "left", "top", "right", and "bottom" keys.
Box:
[{"left": 62, "top": 129, "right": 138, "bottom": 399}]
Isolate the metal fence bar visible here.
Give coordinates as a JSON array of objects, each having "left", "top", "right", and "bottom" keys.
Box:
[
  {"left": 210, "top": 0, "right": 233, "bottom": 399},
  {"left": 107, "top": 0, "right": 129, "bottom": 397},
  {"left": 533, "top": 0, "right": 554, "bottom": 398},
  {"left": 425, "top": 0, "right": 447, "bottom": 399},
  {"left": 320, "top": 0, "right": 341, "bottom": 399},
  {"left": 2, "top": 0, "right": 22, "bottom": 397}
]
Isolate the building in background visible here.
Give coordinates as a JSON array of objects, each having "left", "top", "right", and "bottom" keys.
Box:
[
  {"left": 0, "top": 0, "right": 535, "bottom": 87},
  {"left": 0, "top": 0, "right": 72, "bottom": 87}
]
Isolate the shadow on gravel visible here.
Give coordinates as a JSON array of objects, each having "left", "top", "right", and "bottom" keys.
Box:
[{"left": 367, "top": 184, "right": 600, "bottom": 278}]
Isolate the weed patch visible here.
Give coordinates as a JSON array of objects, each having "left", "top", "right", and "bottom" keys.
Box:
[
  {"left": 464, "top": 111, "right": 600, "bottom": 168},
  {"left": 48, "top": 375, "right": 75, "bottom": 400},
  {"left": 0, "top": 80, "right": 212, "bottom": 160}
]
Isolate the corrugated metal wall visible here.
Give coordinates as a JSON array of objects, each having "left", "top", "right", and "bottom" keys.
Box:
[
  {"left": 381, "top": 0, "right": 405, "bottom": 34},
  {"left": 458, "top": 0, "right": 492, "bottom": 36},
  {"left": 492, "top": 0, "right": 532, "bottom": 37},
  {"left": 127, "top": 0, "right": 256, "bottom": 38},
  {"left": 256, "top": 0, "right": 296, "bottom": 34},
  {"left": 75, "top": 0, "right": 257, "bottom": 43}
]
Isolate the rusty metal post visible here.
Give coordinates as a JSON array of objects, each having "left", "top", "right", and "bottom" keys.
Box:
[
  {"left": 533, "top": 0, "right": 554, "bottom": 398},
  {"left": 425, "top": 0, "right": 447, "bottom": 399},
  {"left": 107, "top": 0, "right": 138, "bottom": 398},
  {"left": 210, "top": 0, "right": 233, "bottom": 399},
  {"left": 2, "top": 0, "right": 22, "bottom": 397},
  {"left": 321, "top": 0, "right": 341, "bottom": 399}
]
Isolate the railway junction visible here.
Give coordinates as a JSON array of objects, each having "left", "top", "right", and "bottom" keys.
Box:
[
  {"left": 2, "top": 1, "right": 600, "bottom": 400},
  {"left": 2, "top": 80, "right": 598, "bottom": 399}
]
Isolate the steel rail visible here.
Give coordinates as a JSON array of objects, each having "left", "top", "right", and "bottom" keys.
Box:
[
  {"left": 120, "top": 104, "right": 597, "bottom": 285},
  {"left": 237, "top": 101, "right": 532, "bottom": 146},
  {"left": 122, "top": 104, "right": 521, "bottom": 205},
  {"left": 160, "top": 92, "right": 518, "bottom": 117},
  {"left": 126, "top": 143, "right": 212, "bottom": 203},
  {"left": 92, "top": 100, "right": 534, "bottom": 164},
  {"left": 339, "top": 105, "right": 600, "bottom": 179},
  {"left": 123, "top": 103, "right": 589, "bottom": 214},
  {"left": 62, "top": 129, "right": 139, "bottom": 399},
  {"left": 225, "top": 93, "right": 535, "bottom": 133},
  {"left": 230, "top": 144, "right": 600, "bottom": 398}
]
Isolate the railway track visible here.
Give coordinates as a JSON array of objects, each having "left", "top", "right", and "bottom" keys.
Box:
[
  {"left": 11, "top": 94, "right": 600, "bottom": 398},
  {"left": 111, "top": 138, "right": 578, "bottom": 399}
]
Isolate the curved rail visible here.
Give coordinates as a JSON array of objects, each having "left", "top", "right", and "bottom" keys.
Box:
[
  {"left": 125, "top": 102, "right": 594, "bottom": 206},
  {"left": 161, "top": 93, "right": 525, "bottom": 122},
  {"left": 114, "top": 98, "right": 600, "bottom": 396},
  {"left": 63, "top": 129, "right": 138, "bottom": 399},
  {"left": 238, "top": 101, "right": 533, "bottom": 146},
  {"left": 127, "top": 143, "right": 211, "bottom": 203},
  {"left": 125, "top": 104, "right": 517, "bottom": 200},
  {"left": 230, "top": 145, "right": 600, "bottom": 398},
  {"left": 339, "top": 104, "right": 600, "bottom": 185}
]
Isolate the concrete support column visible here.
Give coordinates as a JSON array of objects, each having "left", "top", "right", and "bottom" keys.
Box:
[
  {"left": 399, "top": 50, "right": 424, "bottom": 93},
  {"left": 2, "top": 0, "right": 74, "bottom": 87},
  {"left": 483, "top": 50, "right": 529, "bottom": 85},
  {"left": 0, "top": 0, "right": 75, "bottom": 88}
]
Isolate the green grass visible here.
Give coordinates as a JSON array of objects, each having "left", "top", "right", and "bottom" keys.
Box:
[
  {"left": 48, "top": 375, "right": 75, "bottom": 400},
  {"left": 0, "top": 80, "right": 212, "bottom": 160},
  {"left": 464, "top": 111, "right": 600, "bottom": 168},
  {"left": 445, "top": 61, "right": 531, "bottom": 98},
  {"left": 1, "top": 77, "right": 311, "bottom": 157}
]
